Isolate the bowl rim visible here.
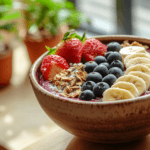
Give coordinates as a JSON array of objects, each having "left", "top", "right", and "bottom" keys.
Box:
[{"left": 29, "top": 35, "right": 150, "bottom": 105}]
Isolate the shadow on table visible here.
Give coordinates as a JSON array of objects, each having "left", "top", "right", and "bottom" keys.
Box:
[{"left": 66, "top": 135, "right": 150, "bottom": 150}]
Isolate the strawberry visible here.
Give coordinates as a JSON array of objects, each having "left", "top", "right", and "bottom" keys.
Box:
[
  {"left": 41, "top": 54, "right": 69, "bottom": 81},
  {"left": 55, "top": 31, "right": 86, "bottom": 63},
  {"left": 82, "top": 39, "right": 107, "bottom": 62}
]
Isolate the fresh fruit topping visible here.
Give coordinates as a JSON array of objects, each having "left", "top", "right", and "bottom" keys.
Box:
[
  {"left": 94, "top": 56, "right": 107, "bottom": 65},
  {"left": 109, "top": 60, "right": 124, "bottom": 71},
  {"left": 81, "top": 81, "right": 96, "bottom": 91},
  {"left": 93, "top": 82, "right": 110, "bottom": 97},
  {"left": 112, "top": 82, "right": 139, "bottom": 97},
  {"left": 100, "top": 62, "right": 110, "bottom": 69},
  {"left": 102, "top": 74, "right": 117, "bottom": 87},
  {"left": 55, "top": 38, "right": 83, "bottom": 63},
  {"left": 109, "top": 67, "right": 123, "bottom": 78},
  {"left": 107, "top": 42, "right": 121, "bottom": 52},
  {"left": 103, "top": 88, "right": 134, "bottom": 102},
  {"left": 54, "top": 31, "right": 86, "bottom": 63},
  {"left": 105, "top": 51, "right": 113, "bottom": 59},
  {"left": 79, "top": 90, "right": 96, "bottom": 100},
  {"left": 126, "top": 57, "right": 150, "bottom": 68},
  {"left": 119, "top": 46, "right": 147, "bottom": 59},
  {"left": 84, "top": 61, "right": 98, "bottom": 73},
  {"left": 82, "top": 39, "right": 107, "bottom": 62},
  {"left": 115, "top": 75, "right": 146, "bottom": 95},
  {"left": 128, "top": 71, "right": 150, "bottom": 90},
  {"left": 107, "top": 52, "right": 122, "bottom": 64},
  {"left": 41, "top": 55, "right": 69, "bottom": 81},
  {"left": 124, "top": 53, "right": 150, "bottom": 66},
  {"left": 86, "top": 72, "right": 102, "bottom": 83},
  {"left": 93, "top": 64, "right": 109, "bottom": 77},
  {"left": 125, "top": 64, "right": 150, "bottom": 76}
]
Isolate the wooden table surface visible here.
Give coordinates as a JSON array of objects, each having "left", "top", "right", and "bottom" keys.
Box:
[
  {"left": 1, "top": 40, "right": 150, "bottom": 150},
  {"left": 23, "top": 127, "right": 150, "bottom": 150}
]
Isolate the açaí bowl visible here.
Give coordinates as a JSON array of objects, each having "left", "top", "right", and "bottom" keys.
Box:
[{"left": 29, "top": 35, "right": 150, "bottom": 143}]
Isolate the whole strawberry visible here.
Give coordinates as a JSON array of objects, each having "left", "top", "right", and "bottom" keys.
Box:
[
  {"left": 41, "top": 55, "right": 69, "bottom": 81},
  {"left": 82, "top": 39, "right": 107, "bottom": 62},
  {"left": 55, "top": 31, "right": 86, "bottom": 63}
]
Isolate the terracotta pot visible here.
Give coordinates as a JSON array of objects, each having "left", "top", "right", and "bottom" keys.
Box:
[
  {"left": 24, "top": 26, "right": 68, "bottom": 64},
  {"left": 0, "top": 47, "right": 12, "bottom": 86}
]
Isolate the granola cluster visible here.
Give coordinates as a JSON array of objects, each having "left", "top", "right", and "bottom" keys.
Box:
[
  {"left": 121, "top": 40, "right": 149, "bottom": 49},
  {"left": 52, "top": 63, "right": 87, "bottom": 98}
]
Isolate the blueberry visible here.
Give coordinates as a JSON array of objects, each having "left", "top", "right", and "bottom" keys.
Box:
[
  {"left": 109, "top": 67, "right": 123, "bottom": 78},
  {"left": 93, "top": 64, "right": 109, "bottom": 77},
  {"left": 93, "top": 82, "right": 110, "bottom": 97},
  {"left": 105, "top": 51, "right": 113, "bottom": 59},
  {"left": 95, "top": 56, "right": 107, "bottom": 65},
  {"left": 100, "top": 62, "right": 110, "bottom": 69},
  {"left": 84, "top": 61, "right": 98, "bottom": 73},
  {"left": 107, "top": 42, "right": 122, "bottom": 52},
  {"left": 79, "top": 90, "right": 96, "bottom": 100},
  {"left": 107, "top": 52, "right": 122, "bottom": 64},
  {"left": 102, "top": 74, "right": 117, "bottom": 86},
  {"left": 81, "top": 81, "right": 96, "bottom": 91},
  {"left": 86, "top": 72, "right": 102, "bottom": 83},
  {"left": 109, "top": 60, "right": 124, "bottom": 71}
]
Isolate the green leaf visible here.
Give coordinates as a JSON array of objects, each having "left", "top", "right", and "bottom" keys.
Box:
[
  {"left": 81, "top": 31, "right": 86, "bottom": 42},
  {"left": 63, "top": 31, "right": 70, "bottom": 40},
  {"left": 1, "top": 11, "right": 21, "bottom": 21},
  {"left": 75, "top": 35, "right": 82, "bottom": 40},
  {"left": 23, "top": 0, "right": 90, "bottom": 36},
  {"left": 69, "top": 32, "right": 76, "bottom": 38},
  {"left": 46, "top": 46, "right": 56, "bottom": 55}
]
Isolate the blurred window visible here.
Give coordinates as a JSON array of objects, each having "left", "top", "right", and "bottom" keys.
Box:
[
  {"left": 132, "top": 0, "right": 150, "bottom": 38},
  {"left": 76, "top": 0, "right": 150, "bottom": 37},
  {"left": 76, "top": 0, "right": 117, "bottom": 35}
]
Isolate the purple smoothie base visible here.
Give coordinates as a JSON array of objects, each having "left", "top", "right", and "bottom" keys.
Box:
[{"left": 36, "top": 49, "right": 150, "bottom": 102}]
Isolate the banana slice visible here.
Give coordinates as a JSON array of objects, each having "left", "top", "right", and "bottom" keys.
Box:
[
  {"left": 125, "top": 64, "right": 150, "bottom": 76},
  {"left": 112, "top": 81, "right": 139, "bottom": 97},
  {"left": 103, "top": 88, "right": 134, "bottom": 102},
  {"left": 145, "top": 64, "right": 150, "bottom": 69},
  {"left": 128, "top": 71, "right": 150, "bottom": 90},
  {"left": 119, "top": 46, "right": 147, "bottom": 59},
  {"left": 126, "top": 57, "right": 150, "bottom": 68},
  {"left": 115, "top": 75, "right": 146, "bottom": 95},
  {"left": 124, "top": 53, "right": 150, "bottom": 66}
]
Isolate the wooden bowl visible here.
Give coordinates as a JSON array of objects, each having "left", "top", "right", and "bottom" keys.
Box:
[{"left": 29, "top": 35, "right": 150, "bottom": 143}]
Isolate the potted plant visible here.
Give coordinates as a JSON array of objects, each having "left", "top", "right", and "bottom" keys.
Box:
[
  {"left": 22, "top": 0, "right": 89, "bottom": 63},
  {"left": 0, "top": 0, "right": 20, "bottom": 86}
]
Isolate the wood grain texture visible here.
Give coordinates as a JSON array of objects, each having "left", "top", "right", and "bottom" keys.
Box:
[{"left": 23, "top": 128, "right": 150, "bottom": 150}]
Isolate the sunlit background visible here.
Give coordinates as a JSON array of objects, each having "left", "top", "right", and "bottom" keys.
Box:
[{"left": 0, "top": 0, "right": 150, "bottom": 149}]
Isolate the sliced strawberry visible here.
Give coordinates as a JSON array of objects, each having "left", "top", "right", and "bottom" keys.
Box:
[
  {"left": 82, "top": 39, "right": 107, "bottom": 62},
  {"left": 41, "top": 55, "right": 69, "bottom": 81}
]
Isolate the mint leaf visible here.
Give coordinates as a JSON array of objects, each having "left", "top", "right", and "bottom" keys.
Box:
[{"left": 46, "top": 46, "right": 56, "bottom": 55}]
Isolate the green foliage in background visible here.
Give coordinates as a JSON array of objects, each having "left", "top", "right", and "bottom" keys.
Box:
[
  {"left": 24, "top": 0, "right": 90, "bottom": 36},
  {"left": 0, "top": 0, "right": 21, "bottom": 36}
]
